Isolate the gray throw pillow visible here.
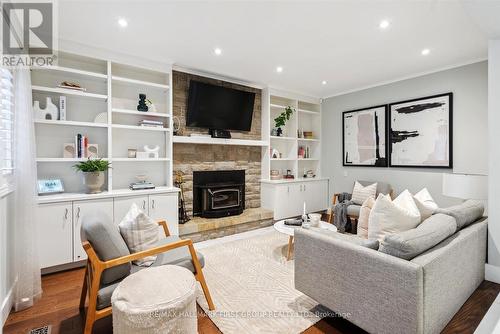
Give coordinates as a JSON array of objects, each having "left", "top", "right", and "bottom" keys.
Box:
[
  {"left": 310, "top": 227, "right": 379, "bottom": 250},
  {"left": 379, "top": 213, "right": 457, "bottom": 260},
  {"left": 81, "top": 212, "right": 132, "bottom": 285},
  {"left": 435, "top": 200, "right": 485, "bottom": 229}
]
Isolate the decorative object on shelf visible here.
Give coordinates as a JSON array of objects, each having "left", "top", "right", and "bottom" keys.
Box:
[
  {"left": 37, "top": 179, "right": 64, "bottom": 195},
  {"left": 303, "top": 169, "right": 315, "bottom": 178},
  {"left": 145, "top": 98, "right": 157, "bottom": 112},
  {"left": 274, "top": 106, "right": 295, "bottom": 137},
  {"left": 33, "top": 97, "right": 58, "bottom": 120},
  {"left": 284, "top": 169, "right": 294, "bottom": 179},
  {"left": 59, "top": 96, "right": 66, "bottom": 120},
  {"left": 271, "top": 148, "right": 280, "bottom": 159},
  {"left": 389, "top": 93, "right": 452, "bottom": 168},
  {"left": 139, "top": 119, "right": 164, "bottom": 128},
  {"left": 93, "top": 112, "right": 107, "bottom": 123},
  {"left": 73, "top": 159, "right": 111, "bottom": 194},
  {"left": 270, "top": 170, "right": 281, "bottom": 180},
  {"left": 174, "top": 171, "right": 190, "bottom": 224},
  {"left": 343, "top": 104, "right": 388, "bottom": 167},
  {"left": 87, "top": 144, "right": 99, "bottom": 159},
  {"left": 137, "top": 93, "right": 148, "bottom": 112},
  {"left": 270, "top": 128, "right": 278, "bottom": 137},
  {"left": 298, "top": 146, "right": 305, "bottom": 159},
  {"left": 63, "top": 143, "right": 76, "bottom": 158},
  {"left": 130, "top": 175, "right": 156, "bottom": 190},
  {"left": 298, "top": 128, "right": 303, "bottom": 138},
  {"left": 58, "top": 81, "right": 86, "bottom": 91},
  {"left": 136, "top": 145, "right": 160, "bottom": 159},
  {"left": 303, "top": 131, "right": 314, "bottom": 139},
  {"left": 128, "top": 149, "right": 137, "bottom": 158},
  {"left": 173, "top": 116, "right": 181, "bottom": 136}
]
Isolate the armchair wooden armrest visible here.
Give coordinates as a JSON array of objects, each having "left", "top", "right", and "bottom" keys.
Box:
[
  {"left": 157, "top": 220, "right": 170, "bottom": 237},
  {"left": 332, "top": 193, "right": 341, "bottom": 205}
]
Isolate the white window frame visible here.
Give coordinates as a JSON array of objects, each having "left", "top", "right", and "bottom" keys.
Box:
[{"left": 0, "top": 68, "right": 14, "bottom": 196}]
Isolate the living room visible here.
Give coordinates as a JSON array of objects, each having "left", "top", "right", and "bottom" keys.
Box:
[{"left": 1, "top": 1, "right": 500, "bottom": 334}]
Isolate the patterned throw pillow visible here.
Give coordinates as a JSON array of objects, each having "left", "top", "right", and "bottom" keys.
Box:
[
  {"left": 118, "top": 203, "right": 159, "bottom": 266},
  {"left": 351, "top": 181, "right": 377, "bottom": 205}
]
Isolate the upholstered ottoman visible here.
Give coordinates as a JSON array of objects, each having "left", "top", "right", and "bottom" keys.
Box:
[{"left": 111, "top": 265, "right": 197, "bottom": 334}]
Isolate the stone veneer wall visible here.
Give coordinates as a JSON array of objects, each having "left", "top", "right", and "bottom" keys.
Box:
[{"left": 173, "top": 71, "right": 263, "bottom": 215}]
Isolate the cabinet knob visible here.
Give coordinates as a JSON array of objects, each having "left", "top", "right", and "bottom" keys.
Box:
[
  {"left": 76, "top": 207, "right": 81, "bottom": 219},
  {"left": 142, "top": 200, "right": 146, "bottom": 210},
  {"left": 64, "top": 208, "right": 69, "bottom": 220},
  {"left": 152, "top": 199, "right": 155, "bottom": 209}
]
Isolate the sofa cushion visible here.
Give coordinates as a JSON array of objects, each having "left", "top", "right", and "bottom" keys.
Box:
[
  {"left": 81, "top": 212, "right": 131, "bottom": 285},
  {"left": 347, "top": 204, "right": 361, "bottom": 217},
  {"left": 368, "top": 191, "right": 421, "bottom": 241},
  {"left": 352, "top": 181, "right": 377, "bottom": 205},
  {"left": 436, "top": 200, "right": 485, "bottom": 230},
  {"left": 379, "top": 213, "right": 457, "bottom": 260},
  {"left": 118, "top": 203, "right": 160, "bottom": 267},
  {"left": 413, "top": 188, "right": 438, "bottom": 221},
  {"left": 310, "top": 227, "right": 379, "bottom": 249},
  {"left": 359, "top": 180, "right": 391, "bottom": 196},
  {"left": 357, "top": 197, "right": 375, "bottom": 239}
]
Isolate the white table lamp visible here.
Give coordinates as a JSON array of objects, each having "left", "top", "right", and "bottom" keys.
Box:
[{"left": 442, "top": 173, "right": 488, "bottom": 200}]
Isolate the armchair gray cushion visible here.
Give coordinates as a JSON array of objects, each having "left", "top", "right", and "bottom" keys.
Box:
[
  {"left": 81, "top": 212, "right": 131, "bottom": 285},
  {"left": 346, "top": 205, "right": 361, "bottom": 217},
  {"left": 358, "top": 180, "right": 392, "bottom": 196},
  {"left": 436, "top": 200, "right": 485, "bottom": 230},
  {"left": 95, "top": 236, "right": 205, "bottom": 310}
]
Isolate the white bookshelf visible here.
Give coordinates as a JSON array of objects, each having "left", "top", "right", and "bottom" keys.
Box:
[
  {"left": 32, "top": 51, "right": 174, "bottom": 197},
  {"left": 263, "top": 90, "right": 322, "bottom": 181}
]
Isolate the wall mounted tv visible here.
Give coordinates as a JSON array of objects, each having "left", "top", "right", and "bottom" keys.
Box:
[{"left": 186, "top": 80, "right": 256, "bottom": 132}]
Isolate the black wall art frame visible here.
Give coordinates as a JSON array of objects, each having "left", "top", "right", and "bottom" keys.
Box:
[
  {"left": 388, "top": 92, "right": 453, "bottom": 168},
  {"left": 342, "top": 105, "right": 388, "bottom": 167}
]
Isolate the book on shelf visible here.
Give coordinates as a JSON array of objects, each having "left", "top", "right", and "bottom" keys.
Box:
[
  {"left": 59, "top": 96, "right": 66, "bottom": 120},
  {"left": 139, "top": 119, "right": 164, "bottom": 127},
  {"left": 75, "top": 134, "right": 89, "bottom": 158}
]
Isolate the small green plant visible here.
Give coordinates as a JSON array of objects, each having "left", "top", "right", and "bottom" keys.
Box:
[
  {"left": 73, "top": 159, "right": 111, "bottom": 173},
  {"left": 274, "top": 106, "right": 294, "bottom": 128}
]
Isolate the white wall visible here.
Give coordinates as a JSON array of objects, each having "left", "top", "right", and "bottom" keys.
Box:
[
  {"left": 321, "top": 61, "right": 488, "bottom": 207},
  {"left": 488, "top": 41, "right": 500, "bottom": 276},
  {"left": 0, "top": 192, "right": 15, "bottom": 326}
]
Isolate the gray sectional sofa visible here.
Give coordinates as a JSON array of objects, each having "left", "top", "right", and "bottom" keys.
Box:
[{"left": 294, "top": 200, "right": 487, "bottom": 334}]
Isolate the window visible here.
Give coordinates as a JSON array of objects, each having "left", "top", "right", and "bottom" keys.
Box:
[{"left": 0, "top": 68, "right": 14, "bottom": 190}]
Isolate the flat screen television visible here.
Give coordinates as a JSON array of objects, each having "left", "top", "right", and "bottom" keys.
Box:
[{"left": 186, "top": 81, "right": 255, "bottom": 131}]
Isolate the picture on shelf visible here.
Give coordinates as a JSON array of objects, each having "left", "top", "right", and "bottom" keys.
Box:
[
  {"left": 343, "top": 105, "right": 388, "bottom": 167},
  {"left": 389, "top": 93, "right": 452, "bottom": 168}
]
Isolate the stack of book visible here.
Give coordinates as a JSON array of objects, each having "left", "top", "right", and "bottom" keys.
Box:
[
  {"left": 139, "top": 119, "right": 164, "bottom": 128},
  {"left": 75, "top": 134, "right": 89, "bottom": 158}
]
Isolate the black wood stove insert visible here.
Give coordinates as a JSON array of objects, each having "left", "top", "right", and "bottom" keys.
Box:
[{"left": 193, "top": 170, "right": 245, "bottom": 218}]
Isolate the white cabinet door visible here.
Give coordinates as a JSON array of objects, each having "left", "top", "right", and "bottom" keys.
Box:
[
  {"left": 73, "top": 198, "right": 113, "bottom": 262},
  {"left": 113, "top": 196, "right": 149, "bottom": 225},
  {"left": 304, "top": 181, "right": 328, "bottom": 213},
  {"left": 287, "top": 183, "right": 304, "bottom": 218},
  {"left": 36, "top": 202, "right": 73, "bottom": 268},
  {"left": 273, "top": 184, "right": 303, "bottom": 220},
  {"left": 273, "top": 184, "right": 289, "bottom": 220},
  {"left": 149, "top": 193, "right": 179, "bottom": 235}
]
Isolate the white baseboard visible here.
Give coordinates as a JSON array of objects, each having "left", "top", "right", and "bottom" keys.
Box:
[
  {"left": 1, "top": 281, "right": 15, "bottom": 327},
  {"left": 486, "top": 264, "right": 500, "bottom": 284}
]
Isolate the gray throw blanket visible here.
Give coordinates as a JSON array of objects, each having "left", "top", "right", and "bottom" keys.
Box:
[{"left": 333, "top": 192, "right": 353, "bottom": 233}]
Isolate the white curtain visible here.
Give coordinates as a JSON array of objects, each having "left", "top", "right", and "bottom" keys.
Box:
[{"left": 12, "top": 68, "right": 42, "bottom": 311}]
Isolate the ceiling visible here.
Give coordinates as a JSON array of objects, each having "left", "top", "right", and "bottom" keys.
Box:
[{"left": 58, "top": 1, "right": 493, "bottom": 98}]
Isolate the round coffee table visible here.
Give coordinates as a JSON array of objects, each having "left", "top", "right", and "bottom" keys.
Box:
[{"left": 274, "top": 220, "right": 337, "bottom": 260}]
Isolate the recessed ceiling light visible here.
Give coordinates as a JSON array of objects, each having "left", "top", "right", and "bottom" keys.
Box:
[
  {"left": 421, "top": 48, "right": 430, "bottom": 56},
  {"left": 379, "top": 20, "right": 390, "bottom": 29},
  {"left": 118, "top": 18, "right": 128, "bottom": 28},
  {"left": 214, "top": 48, "right": 222, "bottom": 56},
  {"left": 276, "top": 66, "right": 283, "bottom": 73},
  {"left": 322, "top": 80, "right": 327, "bottom": 85}
]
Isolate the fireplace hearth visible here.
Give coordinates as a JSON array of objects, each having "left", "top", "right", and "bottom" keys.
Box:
[{"left": 193, "top": 170, "right": 245, "bottom": 218}]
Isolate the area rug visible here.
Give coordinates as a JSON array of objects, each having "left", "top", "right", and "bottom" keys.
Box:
[{"left": 195, "top": 229, "right": 324, "bottom": 334}]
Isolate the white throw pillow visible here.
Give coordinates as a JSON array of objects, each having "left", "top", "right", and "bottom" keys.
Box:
[
  {"left": 413, "top": 188, "right": 439, "bottom": 221},
  {"left": 368, "top": 190, "right": 421, "bottom": 241},
  {"left": 351, "top": 181, "right": 377, "bottom": 205},
  {"left": 357, "top": 197, "right": 375, "bottom": 239},
  {"left": 118, "top": 203, "right": 159, "bottom": 267}
]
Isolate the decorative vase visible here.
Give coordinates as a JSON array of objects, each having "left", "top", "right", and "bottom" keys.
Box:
[
  {"left": 137, "top": 94, "right": 148, "bottom": 112},
  {"left": 83, "top": 171, "right": 105, "bottom": 194},
  {"left": 33, "top": 97, "right": 58, "bottom": 120},
  {"left": 271, "top": 128, "right": 278, "bottom": 136},
  {"left": 276, "top": 127, "right": 283, "bottom": 137}
]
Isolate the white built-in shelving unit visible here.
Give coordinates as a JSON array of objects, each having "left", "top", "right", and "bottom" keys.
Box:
[
  {"left": 262, "top": 90, "right": 322, "bottom": 181},
  {"left": 31, "top": 51, "right": 174, "bottom": 200}
]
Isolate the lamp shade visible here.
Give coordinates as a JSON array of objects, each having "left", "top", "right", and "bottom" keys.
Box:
[{"left": 442, "top": 173, "right": 488, "bottom": 200}]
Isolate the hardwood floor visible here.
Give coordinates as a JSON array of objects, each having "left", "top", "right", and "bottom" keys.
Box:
[{"left": 3, "top": 268, "right": 499, "bottom": 334}]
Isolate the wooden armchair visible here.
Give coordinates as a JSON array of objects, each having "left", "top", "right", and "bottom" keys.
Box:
[{"left": 79, "top": 220, "right": 214, "bottom": 334}]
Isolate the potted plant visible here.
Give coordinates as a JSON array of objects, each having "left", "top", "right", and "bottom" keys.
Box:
[
  {"left": 274, "top": 106, "right": 294, "bottom": 137},
  {"left": 73, "top": 159, "right": 111, "bottom": 194}
]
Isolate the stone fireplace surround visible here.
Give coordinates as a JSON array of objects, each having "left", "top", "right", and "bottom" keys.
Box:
[{"left": 173, "top": 71, "right": 272, "bottom": 240}]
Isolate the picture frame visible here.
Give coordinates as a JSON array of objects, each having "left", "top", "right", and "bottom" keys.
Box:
[
  {"left": 342, "top": 105, "right": 388, "bottom": 167},
  {"left": 388, "top": 93, "right": 453, "bottom": 168}
]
